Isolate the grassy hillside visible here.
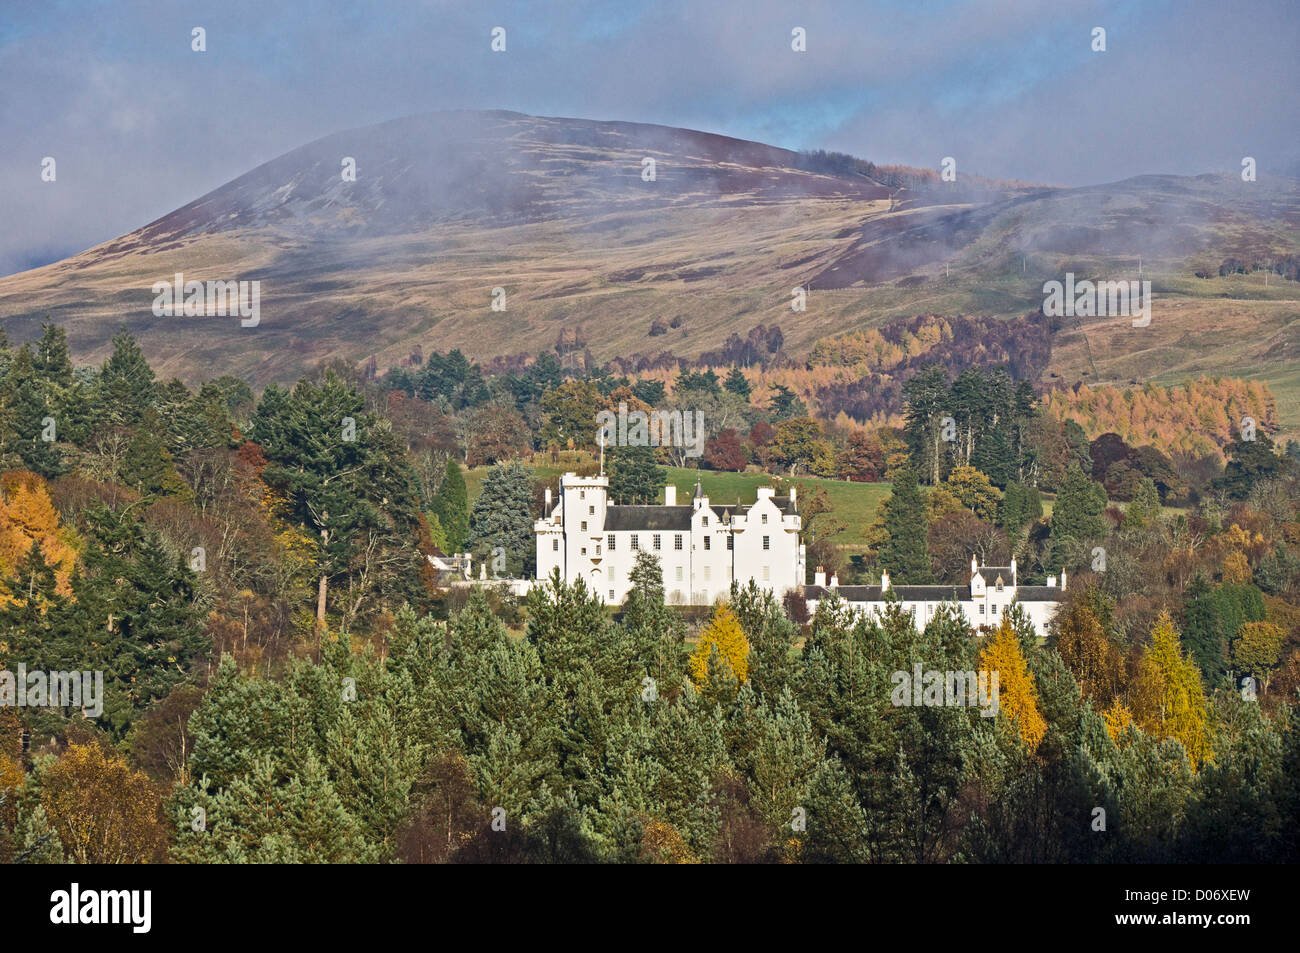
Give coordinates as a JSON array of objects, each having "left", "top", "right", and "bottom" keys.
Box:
[{"left": 464, "top": 462, "right": 891, "bottom": 547}]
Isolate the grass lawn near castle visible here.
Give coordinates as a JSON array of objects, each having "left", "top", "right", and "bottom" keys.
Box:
[{"left": 463, "top": 460, "right": 893, "bottom": 547}]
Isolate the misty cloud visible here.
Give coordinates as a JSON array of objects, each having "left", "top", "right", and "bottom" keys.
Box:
[{"left": 0, "top": 0, "right": 1296, "bottom": 277}]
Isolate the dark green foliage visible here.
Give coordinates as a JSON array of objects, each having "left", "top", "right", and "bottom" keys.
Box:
[
  {"left": 878, "top": 466, "right": 933, "bottom": 583},
  {"left": 607, "top": 442, "right": 664, "bottom": 504},
  {"left": 467, "top": 462, "right": 535, "bottom": 576},
  {"left": 431, "top": 458, "right": 469, "bottom": 552}
]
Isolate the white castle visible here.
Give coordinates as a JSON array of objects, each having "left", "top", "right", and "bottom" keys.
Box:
[
  {"left": 803, "top": 556, "right": 1064, "bottom": 637},
  {"left": 535, "top": 473, "right": 805, "bottom": 605}
]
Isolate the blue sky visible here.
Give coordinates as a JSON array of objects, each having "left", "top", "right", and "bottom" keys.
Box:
[{"left": 1, "top": 0, "right": 1296, "bottom": 275}]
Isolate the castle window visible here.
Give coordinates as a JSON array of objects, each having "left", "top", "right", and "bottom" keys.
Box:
[
  {"left": 609, "top": 590, "right": 614, "bottom": 601},
  {"left": 553, "top": 539, "right": 558, "bottom": 551},
  {"left": 726, "top": 535, "right": 733, "bottom": 550},
  {"left": 992, "top": 604, "right": 999, "bottom": 615},
  {"left": 762, "top": 513, "right": 768, "bottom": 524},
  {"left": 608, "top": 534, "right": 615, "bottom": 550},
  {"left": 675, "top": 566, "right": 683, "bottom": 581},
  {"left": 979, "top": 604, "right": 985, "bottom": 615},
  {"left": 762, "top": 566, "right": 770, "bottom": 581},
  {"left": 596, "top": 544, "right": 601, "bottom": 556},
  {"left": 631, "top": 535, "right": 640, "bottom": 551},
  {"left": 674, "top": 534, "right": 683, "bottom": 550},
  {"left": 996, "top": 581, "right": 1004, "bottom": 592},
  {"left": 653, "top": 534, "right": 661, "bottom": 551},
  {"left": 581, "top": 547, "right": 586, "bottom": 556},
  {"left": 580, "top": 490, "right": 585, "bottom": 499},
  {"left": 704, "top": 566, "right": 711, "bottom": 581},
  {"left": 704, "top": 537, "right": 710, "bottom": 551},
  {"left": 581, "top": 521, "right": 587, "bottom": 532},
  {"left": 702, "top": 517, "right": 709, "bottom": 527},
  {"left": 763, "top": 536, "right": 770, "bottom": 550},
  {"left": 589, "top": 505, "right": 594, "bottom": 516}
]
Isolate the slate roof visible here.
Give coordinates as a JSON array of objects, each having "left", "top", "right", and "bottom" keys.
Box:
[
  {"left": 1011, "top": 586, "right": 1062, "bottom": 602},
  {"left": 803, "top": 583, "right": 1061, "bottom": 603},
  {"left": 803, "top": 585, "right": 972, "bottom": 602},
  {"left": 602, "top": 506, "right": 694, "bottom": 531}
]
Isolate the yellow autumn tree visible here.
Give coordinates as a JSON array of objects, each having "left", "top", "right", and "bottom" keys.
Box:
[
  {"left": 1054, "top": 600, "right": 1123, "bottom": 708},
  {"left": 1221, "top": 550, "right": 1252, "bottom": 584},
  {"left": 40, "top": 744, "right": 166, "bottom": 864},
  {"left": 1130, "top": 611, "right": 1212, "bottom": 769},
  {"left": 690, "top": 602, "right": 749, "bottom": 687},
  {"left": 979, "top": 616, "right": 1047, "bottom": 752},
  {"left": 0, "top": 471, "right": 79, "bottom": 601},
  {"left": 1102, "top": 699, "right": 1134, "bottom": 746}
]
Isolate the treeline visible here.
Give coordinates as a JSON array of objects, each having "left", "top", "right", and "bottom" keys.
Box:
[
  {"left": 5, "top": 561, "right": 1299, "bottom": 863},
  {"left": 1198, "top": 256, "right": 1300, "bottom": 281},
  {"left": 1041, "top": 377, "right": 1280, "bottom": 464}
]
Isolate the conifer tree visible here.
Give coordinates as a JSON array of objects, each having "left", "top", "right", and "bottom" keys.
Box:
[
  {"left": 878, "top": 466, "right": 933, "bottom": 583},
  {"left": 979, "top": 616, "right": 1047, "bottom": 752},
  {"left": 1131, "top": 611, "right": 1212, "bottom": 769},
  {"left": 690, "top": 602, "right": 749, "bottom": 688},
  {"left": 96, "top": 328, "right": 156, "bottom": 427},
  {"left": 432, "top": 458, "right": 469, "bottom": 553},
  {"left": 607, "top": 443, "right": 664, "bottom": 504},
  {"left": 467, "top": 462, "right": 534, "bottom": 576}
]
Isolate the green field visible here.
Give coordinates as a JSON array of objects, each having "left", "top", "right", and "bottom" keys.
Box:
[{"left": 464, "top": 461, "right": 892, "bottom": 547}]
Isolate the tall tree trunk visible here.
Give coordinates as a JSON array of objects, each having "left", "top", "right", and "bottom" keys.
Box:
[{"left": 316, "top": 574, "right": 328, "bottom": 639}]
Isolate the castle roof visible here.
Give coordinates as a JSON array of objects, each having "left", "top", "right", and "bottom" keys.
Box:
[
  {"left": 803, "top": 585, "right": 973, "bottom": 602},
  {"left": 603, "top": 505, "right": 694, "bottom": 531}
]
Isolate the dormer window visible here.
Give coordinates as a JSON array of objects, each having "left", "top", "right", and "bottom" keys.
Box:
[
  {"left": 996, "top": 581, "right": 1004, "bottom": 592},
  {"left": 702, "top": 517, "right": 709, "bottom": 527}
]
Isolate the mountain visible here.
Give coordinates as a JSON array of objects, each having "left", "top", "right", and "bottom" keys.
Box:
[{"left": 0, "top": 109, "right": 1297, "bottom": 421}]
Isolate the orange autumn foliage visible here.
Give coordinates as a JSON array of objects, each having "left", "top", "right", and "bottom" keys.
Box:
[{"left": 0, "top": 471, "right": 78, "bottom": 601}]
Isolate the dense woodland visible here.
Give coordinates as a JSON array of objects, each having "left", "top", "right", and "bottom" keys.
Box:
[{"left": 0, "top": 321, "right": 1298, "bottom": 863}]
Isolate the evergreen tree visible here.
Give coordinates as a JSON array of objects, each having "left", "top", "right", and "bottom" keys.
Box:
[
  {"left": 467, "top": 462, "right": 535, "bottom": 577},
  {"left": 96, "top": 328, "right": 156, "bottom": 427},
  {"left": 722, "top": 366, "right": 752, "bottom": 400},
  {"left": 431, "top": 458, "right": 469, "bottom": 553},
  {"left": 1049, "top": 463, "right": 1107, "bottom": 570},
  {"left": 607, "top": 443, "right": 664, "bottom": 504},
  {"left": 878, "top": 466, "right": 933, "bottom": 583}
]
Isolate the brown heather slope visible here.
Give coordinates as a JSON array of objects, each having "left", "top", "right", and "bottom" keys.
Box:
[{"left": 0, "top": 110, "right": 1297, "bottom": 431}]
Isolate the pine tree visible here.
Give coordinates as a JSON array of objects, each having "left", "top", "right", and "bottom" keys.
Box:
[
  {"left": 607, "top": 443, "right": 664, "bottom": 504},
  {"left": 96, "top": 328, "right": 156, "bottom": 427},
  {"left": 722, "top": 366, "right": 752, "bottom": 400},
  {"left": 432, "top": 459, "right": 469, "bottom": 553},
  {"left": 33, "top": 322, "right": 73, "bottom": 388},
  {"left": 878, "top": 466, "right": 933, "bottom": 583},
  {"left": 1124, "top": 477, "right": 1162, "bottom": 529}
]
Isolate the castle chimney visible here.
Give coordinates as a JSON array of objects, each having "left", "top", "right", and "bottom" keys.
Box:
[
  {"left": 971, "top": 555, "right": 978, "bottom": 576},
  {"left": 665, "top": 485, "right": 677, "bottom": 506},
  {"left": 789, "top": 487, "right": 797, "bottom": 504},
  {"left": 814, "top": 566, "right": 826, "bottom": 587},
  {"left": 1061, "top": 570, "right": 1067, "bottom": 591},
  {"left": 545, "top": 487, "right": 552, "bottom": 510},
  {"left": 1010, "top": 557, "right": 1017, "bottom": 584},
  {"left": 881, "top": 570, "right": 891, "bottom": 592},
  {"left": 829, "top": 573, "right": 839, "bottom": 588},
  {"left": 1047, "top": 575, "right": 1058, "bottom": 588}
]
